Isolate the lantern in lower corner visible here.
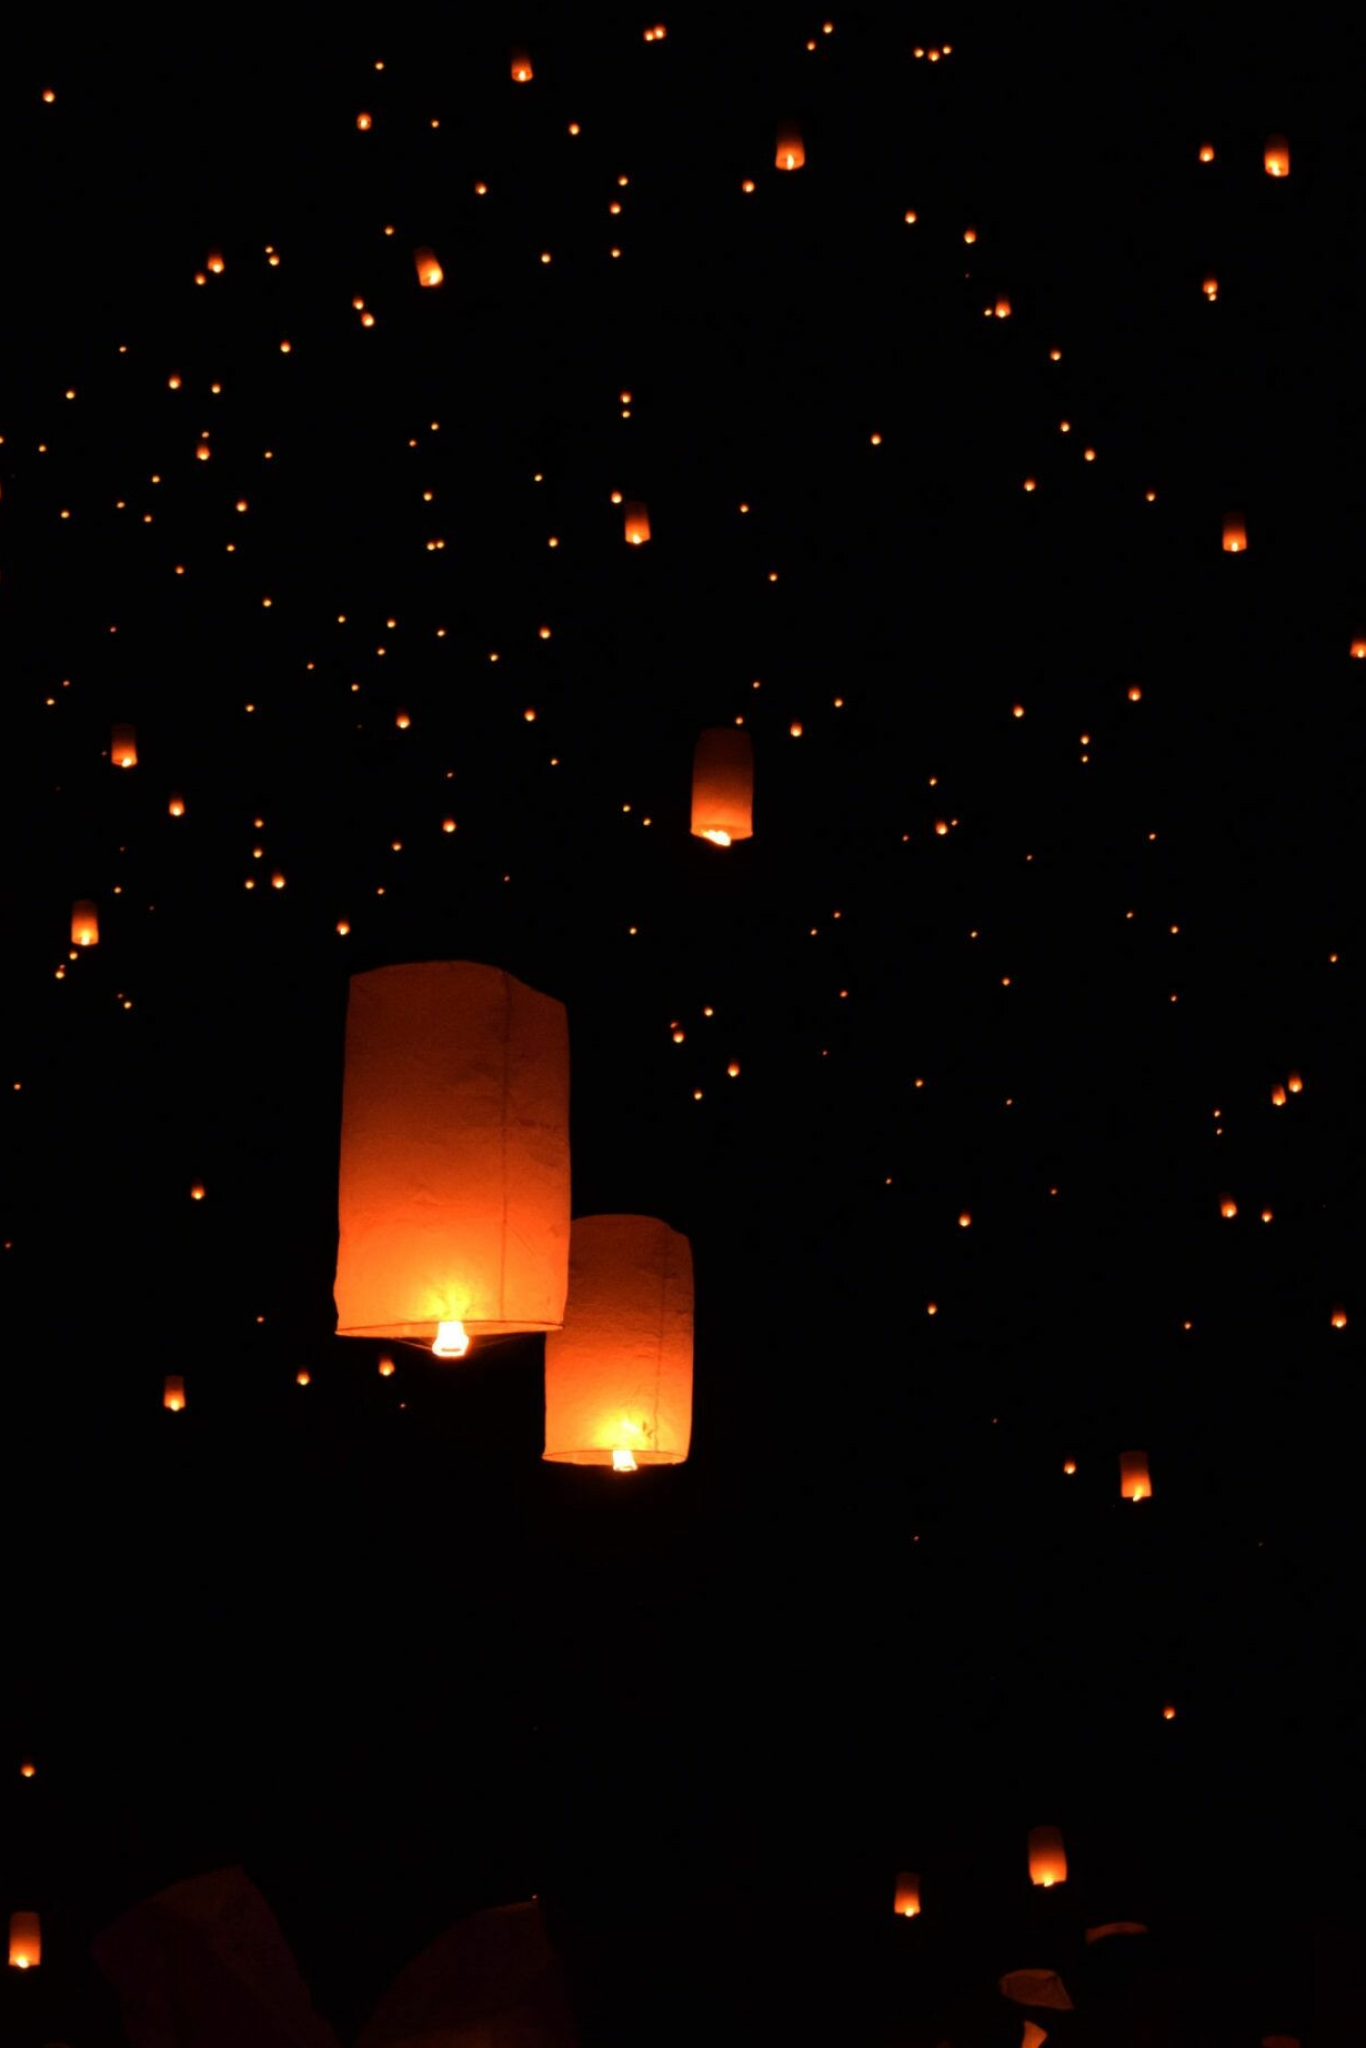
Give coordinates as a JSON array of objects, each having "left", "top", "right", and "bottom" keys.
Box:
[
  {"left": 893, "top": 1871, "right": 921, "bottom": 1918},
  {"left": 776, "top": 124, "right": 805, "bottom": 170},
  {"left": 414, "top": 247, "right": 443, "bottom": 287},
  {"left": 71, "top": 900, "right": 99, "bottom": 947},
  {"left": 1119, "top": 1449, "right": 1152, "bottom": 1501},
  {"left": 691, "top": 728, "right": 753, "bottom": 846},
  {"left": 334, "top": 962, "right": 570, "bottom": 1355},
  {"left": 163, "top": 1375, "right": 186, "bottom": 1412},
  {"left": 543, "top": 1215, "right": 693, "bottom": 1468},
  {"left": 8, "top": 1911, "right": 40, "bottom": 1969},
  {"left": 624, "top": 501, "right": 651, "bottom": 546},
  {"left": 1028, "top": 1826, "right": 1067, "bottom": 1888},
  {"left": 112, "top": 723, "right": 138, "bottom": 768},
  {"left": 1222, "top": 513, "right": 1248, "bottom": 553}
]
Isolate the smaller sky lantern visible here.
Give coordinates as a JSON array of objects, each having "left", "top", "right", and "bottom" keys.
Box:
[
  {"left": 1220, "top": 1196, "right": 1238, "bottom": 1219},
  {"left": 893, "top": 1872, "right": 921, "bottom": 1918},
  {"left": 1352, "top": 639, "right": 1366, "bottom": 659},
  {"left": 335, "top": 963, "right": 570, "bottom": 1356},
  {"left": 1271, "top": 1084, "right": 1287, "bottom": 1106},
  {"left": 1330, "top": 1306, "right": 1348, "bottom": 1330},
  {"left": 1286, "top": 1072, "right": 1303, "bottom": 1094},
  {"left": 414, "top": 247, "right": 443, "bottom": 287},
  {"left": 111, "top": 723, "right": 138, "bottom": 768},
  {"left": 691, "top": 728, "right": 753, "bottom": 846},
  {"left": 378, "top": 1353, "right": 395, "bottom": 1376},
  {"left": 168, "top": 794, "right": 186, "bottom": 817},
  {"left": 1223, "top": 512, "right": 1248, "bottom": 553},
  {"left": 1202, "top": 275, "right": 1219, "bottom": 301},
  {"left": 623, "top": 501, "right": 651, "bottom": 545},
  {"left": 8, "top": 1912, "right": 40, "bottom": 1969},
  {"left": 994, "top": 296, "right": 1012, "bottom": 318},
  {"left": 71, "top": 900, "right": 99, "bottom": 948},
  {"left": 163, "top": 1375, "right": 186, "bottom": 1412},
  {"left": 1028, "top": 1826, "right": 1068, "bottom": 1888},
  {"left": 1198, "top": 142, "right": 1215, "bottom": 162},
  {"left": 544, "top": 1215, "right": 693, "bottom": 1468},
  {"left": 775, "top": 123, "right": 805, "bottom": 170},
  {"left": 20, "top": 1761, "right": 35, "bottom": 1778},
  {"left": 1264, "top": 134, "right": 1290, "bottom": 177},
  {"left": 206, "top": 250, "right": 225, "bottom": 274},
  {"left": 511, "top": 47, "right": 533, "bottom": 82},
  {"left": 1119, "top": 1449, "right": 1152, "bottom": 1502}
]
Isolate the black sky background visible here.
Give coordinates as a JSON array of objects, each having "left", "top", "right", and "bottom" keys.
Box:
[{"left": 1, "top": 14, "right": 1363, "bottom": 2045}]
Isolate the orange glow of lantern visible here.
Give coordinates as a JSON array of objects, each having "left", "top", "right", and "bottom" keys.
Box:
[
  {"left": 775, "top": 124, "right": 805, "bottom": 170},
  {"left": 334, "top": 962, "right": 570, "bottom": 1351},
  {"left": 1028, "top": 1826, "right": 1068, "bottom": 1888},
  {"left": 511, "top": 48, "right": 533, "bottom": 82},
  {"left": 1286, "top": 1072, "right": 1303, "bottom": 1094},
  {"left": 544, "top": 1214, "right": 693, "bottom": 1467},
  {"left": 111, "top": 723, "right": 138, "bottom": 768},
  {"left": 1330, "top": 1306, "right": 1348, "bottom": 1330},
  {"left": 1202, "top": 276, "right": 1219, "bottom": 301},
  {"left": 1271, "top": 1084, "right": 1287, "bottom": 1106},
  {"left": 71, "top": 900, "right": 99, "bottom": 947},
  {"left": 1119, "top": 1449, "right": 1152, "bottom": 1502},
  {"left": 1223, "top": 513, "right": 1248, "bottom": 553},
  {"left": 893, "top": 1871, "right": 921, "bottom": 1918},
  {"left": 163, "top": 1375, "right": 186, "bottom": 1412},
  {"left": 168, "top": 793, "right": 186, "bottom": 817},
  {"left": 414, "top": 247, "right": 443, "bottom": 287},
  {"left": 1352, "top": 640, "right": 1366, "bottom": 660},
  {"left": 8, "top": 1911, "right": 40, "bottom": 1969},
  {"left": 691, "top": 728, "right": 754, "bottom": 846},
  {"left": 1220, "top": 1196, "right": 1238, "bottom": 1219},
  {"left": 378, "top": 1353, "right": 396, "bottom": 1376},
  {"left": 624, "top": 501, "right": 651, "bottom": 545},
  {"left": 1264, "top": 134, "right": 1290, "bottom": 177}
]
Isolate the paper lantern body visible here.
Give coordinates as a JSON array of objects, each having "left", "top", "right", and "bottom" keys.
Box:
[
  {"left": 414, "top": 247, "right": 443, "bottom": 287},
  {"left": 1028, "top": 1826, "right": 1068, "bottom": 1888},
  {"left": 623, "top": 501, "right": 651, "bottom": 545},
  {"left": 71, "top": 900, "right": 99, "bottom": 947},
  {"left": 691, "top": 728, "right": 754, "bottom": 845},
  {"left": 1223, "top": 513, "right": 1248, "bottom": 553},
  {"left": 1119, "top": 1449, "right": 1152, "bottom": 1501},
  {"left": 776, "top": 125, "right": 805, "bottom": 169},
  {"left": 544, "top": 1215, "right": 693, "bottom": 1466},
  {"left": 893, "top": 1871, "right": 921, "bottom": 1918},
  {"left": 1264, "top": 135, "right": 1290, "bottom": 177},
  {"left": 112, "top": 722, "right": 138, "bottom": 768},
  {"left": 8, "top": 1911, "right": 40, "bottom": 1968},
  {"left": 164, "top": 1374, "right": 186, "bottom": 1412},
  {"left": 335, "top": 962, "right": 570, "bottom": 1345}
]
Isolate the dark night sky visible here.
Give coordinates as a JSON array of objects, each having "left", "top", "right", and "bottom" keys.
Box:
[{"left": 1, "top": 15, "right": 1362, "bottom": 2046}]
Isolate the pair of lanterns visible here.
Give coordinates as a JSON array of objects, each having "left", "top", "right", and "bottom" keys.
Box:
[
  {"left": 892, "top": 1829, "right": 1067, "bottom": 1916},
  {"left": 333, "top": 962, "right": 693, "bottom": 1467}
]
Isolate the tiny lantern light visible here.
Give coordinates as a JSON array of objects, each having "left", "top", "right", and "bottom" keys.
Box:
[
  {"left": 111, "top": 723, "right": 138, "bottom": 768},
  {"left": 893, "top": 1872, "right": 921, "bottom": 1918},
  {"left": 163, "top": 1375, "right": 186, "bottom": 1412},
  {"left": 691, "top": 728, "right": 754, "bottom": 846},
  {"left": 1028, "top": 1826, "right": 1068, "bottom": 1888},
  {"left": 544, "top": 1215, "right": 693, "bottom": 1468},
  {"left": 623, "top": 501, "right": 651, "bottom": 546},
  {"left": 1119, "top": 1449, "right": 1152, "bottom": 1502},
  {"left": 8, "top": 1911, "right": 40, "bottom": 1969},
  {"left": 335, "top": 962, "right": 570, "bottom": 1355}
]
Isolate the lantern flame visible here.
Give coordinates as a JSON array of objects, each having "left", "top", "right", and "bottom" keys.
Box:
[
  {"left": 700, "top": 829, "right": 732, "bottom": 846},
  {"left": 612, "top": 1448, "right": 638, "bottom": 1472},
  {"left": 433, "top": 1319, "right": 471, "bottom": 1358}
]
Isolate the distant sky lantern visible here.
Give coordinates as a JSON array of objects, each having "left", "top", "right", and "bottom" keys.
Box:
[
  {"left": 163, "top": 1375, "right": 186, "bottom": 1412},
  {"left": 206, "top": 250, "right": 224, "bottom": 274},
  {"left": 1351, "top": 639, "right": 1366, "bottom": 660},
  {"left": 994, "top": 296, "right": 1012, "bottom": 318},
  {"left": 691, "top": 727, "right": 754, "bottom": 846},
  {"left": 1222, "top": 513, "right": 1248, "bottom": 553},
  {"left": 1264, "top": 134, "right": 1290, "bottom": 177},
  {"left": 71, "top": 900, "right": 99, "bottom": 947},
  {"left": 543, "top": 1214, "right": 693, "bottom": 1469},
  {"left": 335, "top": 962, "right": 570, "bottom": 1355},
  {"left": 775, "top": 123, "right": 805, "bottom": 170},
  {"left": 111, "top": 723, "right": 138, "bottom": 768},
  {"left": 1119, "top": 1449, "right": 1152, "bottom": 1502},
  {"left": 1286, "top": 1072, "right": 1303, "bottom": 1094},
  {"left": 511, "top": 47, "right": 533, "bottom": 82},
  {"left": 623, "top": 501, "right": 651, "bottom": 545},
  {"left": 414, "top": 247, "right": 443, "bottom": 287},
  {"left": 1028, "top": 1826, "right": 1068, "bottom": 1888},
  {"left": 893, "top": 1872, "right": 921, "bottom": 1918},
  {"left": 1202, "top": 275, "right": 1219, "bottom": 301},
  {"left": 1199, "top": 143, "right": 1215, "bottom": 162},
  {"left": 8, "top": 1912, "right": 40, "bottom": 1969},
  {"left": 168, "top": 794, "right": 186, "bottom": 817}
]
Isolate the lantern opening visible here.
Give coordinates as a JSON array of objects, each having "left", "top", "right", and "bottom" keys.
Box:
[
  {"left": 700, "top": 829, "right": 732, "bottom": 847},
  {"left": 433, "top": 1319, "right": 471, "bottom": 1358},
  {"left": 611, "top": 1448, "right": 638, "bottom": 1473}
]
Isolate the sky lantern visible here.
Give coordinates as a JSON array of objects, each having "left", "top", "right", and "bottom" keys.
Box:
[
  {"left": 1264, "top": 135, "right": 1290, "bottom": 177},
  {"left": 1351, "top": 639, "right": 1366, "bottom": 660},
  {"left": 8, "top": 1911, "right": 40, "bottom": 1969},
  {"left": 543, "top": 1214, "right": 693, "bottom": 1469},
  {"left": 163, "top": 1375, "right": 186, "bottom": 1412},
  {"left": 71, "top": 900, "right": 99, "bottom": 947},
  {"left": 111, "top": 722, "right": 138, "bottom": 768},
  {"left": 1028, "top": 1826, "right": 1068, "bottom": 1888},
  {"left": 1120, "top": 1449, "right": 1152, "bottom": 1502},
  {"left": 691, "top": 728, "right": 754, "bottom": 846},
  {"left": 334, "top": 962, "right": 570, "bottom": 1356},
  {"left": 414, "top": 247, "right": 443, "bottom": 287},
  {"left": 893, "top": 1871, "right": 921, "bottom": 1918},
  {"left": 511, "top": 48, "right": 533, "bottom": 82},
  {"left": 1222, "top": 513, "right": 1248, "bottom": 553},
  {"left": 776, "top": 123, "right": 805, "bottom": 170},
  {"left": 623, "top": 501, "right": 651, "bottom": 545}
]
